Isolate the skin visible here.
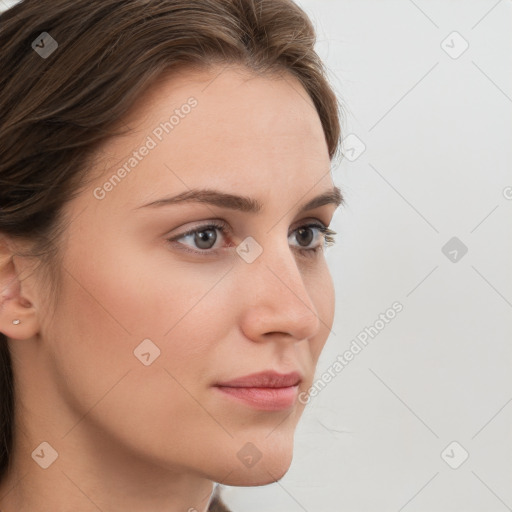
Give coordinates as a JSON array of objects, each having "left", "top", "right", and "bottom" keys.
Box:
[{"left": 0, "top": 64, "right": 339, "bottom": 512}]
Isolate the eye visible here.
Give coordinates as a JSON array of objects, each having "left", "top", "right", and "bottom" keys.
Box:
[
  {"left": 166, "top": 221, "right": 229, "bottom": 255},
  {"left": 166, "top": 221, "right": 337, "bottom": 257},
  {"left": 289, "top": 223, "right": 337, "bottom": 257}
]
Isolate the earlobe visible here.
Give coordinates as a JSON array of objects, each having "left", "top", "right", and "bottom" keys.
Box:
[{"left": 0, "top": 240, "right": 40, "bottom": 340}]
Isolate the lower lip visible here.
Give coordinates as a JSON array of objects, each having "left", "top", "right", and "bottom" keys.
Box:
[{"left": 214, "top": 385, "right": 299, "bottom": 411}]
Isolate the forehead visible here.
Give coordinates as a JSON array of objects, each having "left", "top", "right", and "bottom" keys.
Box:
[{"left": 87, "top": 64, "right": 331, "bottom": 209}]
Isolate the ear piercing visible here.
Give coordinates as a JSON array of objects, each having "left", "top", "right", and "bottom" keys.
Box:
[{"left": 12, "top": 319, "right": 20, "bottom": 325}]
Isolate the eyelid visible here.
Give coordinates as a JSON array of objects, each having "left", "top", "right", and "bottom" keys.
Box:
[
  {"left": 167, "top": 217, "right": 323, "bottom": 238},
  {"left": 170, "top": 219, "right": 230, "bottom": 238}
]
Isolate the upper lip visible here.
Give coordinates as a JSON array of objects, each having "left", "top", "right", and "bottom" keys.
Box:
[{"left": 215, "top": 370, "right": 303, "bottom": 388}]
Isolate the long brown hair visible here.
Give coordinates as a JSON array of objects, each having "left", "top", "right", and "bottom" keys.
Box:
[{"left": 0, "top": 0, "right": 342, "bottom": 507}]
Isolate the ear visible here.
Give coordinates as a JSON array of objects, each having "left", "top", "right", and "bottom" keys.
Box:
[{"left": 0, "top": 237, "right": 40, "bottom": 341}]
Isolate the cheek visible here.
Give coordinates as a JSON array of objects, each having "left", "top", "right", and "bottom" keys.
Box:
[
  {"left": 61, "top": 227, "right": 229, "bottom": 338},
  {"left": 44, "top": 245, "right": 235, "bottom": 460},
  {"left": 305, "top": 261, "right": 335, "bottom": 362},
  {"left": 49, "top": 236, "right": 233, "bottom": 393}
]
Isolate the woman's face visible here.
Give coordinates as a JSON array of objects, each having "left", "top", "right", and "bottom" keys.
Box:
[{"left": 20, "top": 65, "right": 340, "bottom": 485}]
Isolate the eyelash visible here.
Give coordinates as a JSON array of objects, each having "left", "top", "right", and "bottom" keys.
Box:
[{"left": 166, "top": 221, "right": 337, "bottom": 258}]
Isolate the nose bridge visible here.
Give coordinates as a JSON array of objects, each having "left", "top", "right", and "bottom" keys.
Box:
[{"left": 237, "top": 234, "right": 320, "bottom": 340}]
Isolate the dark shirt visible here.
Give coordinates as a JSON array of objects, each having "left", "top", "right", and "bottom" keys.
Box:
[{"left": 207, "top": 485, "right": 232, "bottom": 512}]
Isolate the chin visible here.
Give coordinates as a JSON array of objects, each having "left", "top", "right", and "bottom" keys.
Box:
[
  {"left": 219, "top": 438, "right": 295, "bottom": 487},
  {"left": 221, "top": 461, "right": 293, "bottom": 487}
]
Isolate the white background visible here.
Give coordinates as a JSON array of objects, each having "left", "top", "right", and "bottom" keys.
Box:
[{"left": 1, "top": 0, "right": 511, "bottom": 511}]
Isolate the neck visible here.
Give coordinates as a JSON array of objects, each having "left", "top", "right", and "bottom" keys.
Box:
[{"left": 0, "top": 419, "right": 215, "bottom": 512}]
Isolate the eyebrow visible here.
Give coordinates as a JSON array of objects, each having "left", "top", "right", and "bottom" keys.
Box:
[{"left": 135, "top": 186, "right": 344, "bottom": 214}]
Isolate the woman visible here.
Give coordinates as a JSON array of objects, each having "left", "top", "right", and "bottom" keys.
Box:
[{"left": 0, "top": 0, "right": 343, "bottom": 510}]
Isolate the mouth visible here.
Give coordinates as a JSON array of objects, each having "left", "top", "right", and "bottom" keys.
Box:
[{"left": 213, "top": 370, "right": 302, "bottom": 411}]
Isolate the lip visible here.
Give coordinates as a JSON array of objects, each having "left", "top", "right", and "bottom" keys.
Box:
[
  {"left": 215, "top": 385, "right": 299, "bottom": 411},
  {"left": 214, "top": 371, "right": 303, "bottom": 411},
  {"left": 215, "top": 370, "right": 302, "bottom": 388}
]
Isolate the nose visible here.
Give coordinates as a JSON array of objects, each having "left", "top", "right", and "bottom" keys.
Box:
[{"left": 236, "top": 237, "right": 321, "bottom": 343}]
